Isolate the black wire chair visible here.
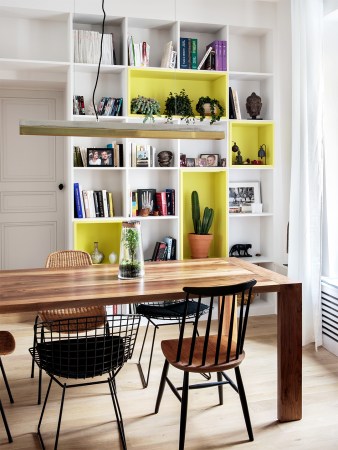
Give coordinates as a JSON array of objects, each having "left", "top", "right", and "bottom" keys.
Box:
[
  {"left": 0, "top": 331, "right": 15, "bottom": 443},
  {"left": 135, "top": 298, "right": 210, "bottom": 388},
  {"left": 30, "top": 314, "right": 140, "bottom": 450},
  {"left": 154, "top": 279, "right": 257, "bottom": 450}
]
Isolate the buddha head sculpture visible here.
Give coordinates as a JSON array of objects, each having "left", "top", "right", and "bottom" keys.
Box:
[
  {"left": 157, "top": 150, "right": 173, "bottom": 167},
  {"left": 246, "top": 92, "right": 262, "bottom": 119}
]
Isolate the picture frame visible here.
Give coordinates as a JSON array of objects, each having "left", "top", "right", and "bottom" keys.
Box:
[
  {"left": 200, "top": 153, "right": 220, "bottom": 167},
  {"left": 186, "top": 158, "right": 195, "bottom": 167},
  {"left": 228, "top": 182, "right": 261, "bottom": 212},
  {"left": 87, "top": 148, "right": 113, "bottom": 167}
]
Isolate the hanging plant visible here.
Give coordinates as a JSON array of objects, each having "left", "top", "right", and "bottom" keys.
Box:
[
  {"left": 130, "top": 95, "right": 161, "bottom": 123},
  {"left": 196, "top": 96, "right": 225, "bottom": 124},
  {"left": 164, "top": 89, "right": 195, "bottom": 124}
]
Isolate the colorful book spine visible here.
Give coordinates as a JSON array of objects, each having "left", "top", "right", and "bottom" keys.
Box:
[
  {"left": 222, "top": 40, "right": 227, "bottom": 71},
  {"left": 180, "top": 37, "right": 189, "bottom": 69},
  {"left": 190, "top": 38, "right": 198, "bottom": 69},
  {"left": 74, "top": 183, "right": 83, "bottom": 218},
  {"left": 206, "top": 40, "right": 222, "bottom": 71},
  {"left": 156, "top": 192, "right": 168, "bottom": 216}
]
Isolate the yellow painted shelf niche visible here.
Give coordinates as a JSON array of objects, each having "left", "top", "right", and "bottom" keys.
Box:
[
  {"left": 229, "top": 121, "right": 274, "bottom": 167},
  {"left": 180, "top": 170, "right": 228, "bottom": 259},
  {"left": 128, "top": 67, "right": 228, "bottom": 119}
]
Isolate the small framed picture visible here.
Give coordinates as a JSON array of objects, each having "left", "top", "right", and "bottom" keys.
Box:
[
  {"left": 196, "top": 157, "right": 207, "bottom": 167},
  {"left": 186, "top": 158, "right": 195, "bottom": 167},
  {"left": 228, "top": 182, "right": 261, "bottom": 213},
  {"left": 87, "top": 148, "right": 113, "bottom": 167},
  {"left": 200, "top": 153, "right": 220, "bottom": 167},
  {"left": 180, "top": 153, "right": 187, "bottom": 167}
]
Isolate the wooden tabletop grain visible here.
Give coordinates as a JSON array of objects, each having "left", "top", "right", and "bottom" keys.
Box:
[{"left": 0, "top": 258, "right": 298, "bottom": 314}]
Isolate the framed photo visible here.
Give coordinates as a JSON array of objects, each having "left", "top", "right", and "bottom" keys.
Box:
[
  {"left": 200, "top": 153, "right": 220, "bottom": 167},
  {"left": 87, "top": 148, "right": 113, "bottom": 167},
  {"left": 228, "top": 182, "right": 261, "bottom": 210},
  {"left": 186, "top": 158, "right": 195, "bottom": 167}
]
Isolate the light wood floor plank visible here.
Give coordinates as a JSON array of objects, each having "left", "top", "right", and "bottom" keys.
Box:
[{"left": 0, "top": 314, "right": 337, "bottom": 449}]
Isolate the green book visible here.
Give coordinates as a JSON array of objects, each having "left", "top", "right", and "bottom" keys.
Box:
[{"left": 191, "top": 38, "right": 198, "bottom": 69}]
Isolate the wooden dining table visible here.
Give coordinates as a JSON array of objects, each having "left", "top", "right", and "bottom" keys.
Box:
[{"left": 0, "top": 257, "right": 301, "bottom": 423}]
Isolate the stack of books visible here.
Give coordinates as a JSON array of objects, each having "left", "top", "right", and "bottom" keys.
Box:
[{"left": 73, "top": 30, "right": 116, "bottom": 65}]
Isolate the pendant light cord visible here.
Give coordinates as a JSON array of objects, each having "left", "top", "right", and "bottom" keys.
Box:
[{"left": 92, "top": 0, "right": 106, "bottom": 121}]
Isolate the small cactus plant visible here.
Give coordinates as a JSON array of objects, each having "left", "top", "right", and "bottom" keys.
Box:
[{"left": 191, "top": 190, "right": 214, "bottom": 234}]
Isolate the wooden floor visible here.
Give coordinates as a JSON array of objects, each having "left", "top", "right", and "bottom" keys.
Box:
[{"left": 0, "top": 314, "right": 337, "bottom": 449}]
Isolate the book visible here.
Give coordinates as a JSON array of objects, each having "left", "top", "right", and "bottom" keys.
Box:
[
  {"left": 233, "top": 89, "right": 242, "bottom": 119},
  {"left": 197, "top": 46, "right": 213, "bottom": 70},
  {"left": 87, "top": 190, "right": 96, "bottom": 218},
  {"left": 207, "top": 40, "right": 222, "bottom": 71},
  {"left": 169, "top": 50, "right": 177, "bottom": 69},
  {"left": 92, "top": 191, "right": 100, "bottom": 217},
  {"left": 74, "top": 183, "right": 84, "bottom": 218},
  {"left": 82, "top": 190, "right": 91, "bottom": 218},
  {"left": 161, "top": 41, "right": 173, "bottom": 68},
  {"left": 163, "top": 236, "right": 175, "bottom": 260},
  {"left": 180, "top": 37, "right": 189, "bottom": 69},
  {"left": 136, "top": 145, "right": 149, "bottom": 167},
  {"left": 95, "top": 190, "right": 105, "bottom": 217},
  {"left": 131, "top": 191, "right": 138, "bottom": 217},
  {"left": 204, "top": 50, "right": 215, "bottom": 70},
  {"left": 102, "top": 189, "right": 109, "bottom": 217},
  {"left": 190, "top": 38, "right": 198, "bottom": 69},
  {"left": 166, "top": 188, "right": 175, "bottom": 215},
  {"left": 155, "top": 192, "right": 168, "bottom": 216},
  {"left": 229, "top": 87, "right": 236, "bottom": 119},
  {"left": 221, "top": 40, "right": 227, "bottom": 71},
  {"left": 137, "top": 188, "right": 156, "bottom": 215},
  {"left": 151, "top": 241, "right": 168, "bottom": 261},
  {"left": 107, "top": 191, "right": 114, "bottom": 217}
]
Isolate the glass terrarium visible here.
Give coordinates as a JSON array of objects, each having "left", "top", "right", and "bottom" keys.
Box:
[{"left": 118, "top": 221, "right": 144, "bottom": 279}]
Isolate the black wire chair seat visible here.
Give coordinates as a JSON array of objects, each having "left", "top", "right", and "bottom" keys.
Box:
[
  {"left": 135, "top": 299, "right": 210, "bottom": 388},
  {"left": 30, "top": 314, "right": 140, "bottom": 450}
]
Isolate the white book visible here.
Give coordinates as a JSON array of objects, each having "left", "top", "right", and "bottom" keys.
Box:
[
  {"left": 87, "top": 190, "right": 96, "bottom": 218},
  {"left": 102, "top": 189, "right": 109, "bottom": 217},
  {"left": 161, "top": 41, "right": 173, "bottom": 68},
  {"left": 169, "top": 50, "right": 177, "bottom": 69},
  {"left": 233, "top": 89, "right": 242, "bottom": 119},
  {"left": 197, "top": 46, "right": 213, "bottom": 70},
  {"left": 82, "top": 190, "right": 91, "bottom": 218}
]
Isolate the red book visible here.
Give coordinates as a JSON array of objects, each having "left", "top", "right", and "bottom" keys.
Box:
[{"left": 156, "top": 192, "right": 168, "bottom": 216}]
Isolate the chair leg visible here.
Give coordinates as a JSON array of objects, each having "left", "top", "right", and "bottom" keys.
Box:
[
  {"left": 53, "top": 384, "right": 66, "bottom": 450},
  {"left": 0, "top": 399, "right": 12, "bottom": 443},
  {"left": 108, "top": 375, "right": 127, "bottom": 450},
  {"left": 37, "top": 377, "right": 53, "bottom": 449},
  {"left": 217, "top": 372, "right": 223, "bottom": 405},
  {"left": 0, "top": 358, "right": 13, "bottom": 404},
  {"left": 31, "top": 316, "right": 39, "bottom": 379},
  {"left": 155, "top": 359, "right": 169, "bottom": 414},
  {"left": 234, "top": 367, "right": 253, "bottom": 441},
  {"left": 179, "top": 371, "right": 190, "bottom": 450},
  {"left": 38, "top": 367, "right": 43, "bottom": 405},
  {"left": 136, "top": 321, "right": 158, "bottom": 388}
]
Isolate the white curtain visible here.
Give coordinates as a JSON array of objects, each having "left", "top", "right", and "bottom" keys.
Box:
[{"left": 288, "top": 0, "right": 324, "bottom": 346}]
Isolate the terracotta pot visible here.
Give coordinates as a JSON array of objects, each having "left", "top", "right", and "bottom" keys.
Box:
[
  {"left": 202, "top": 103, "right": 219, "bottom": 116},
  {"left": 188, "top": 233, "right": 213, "bottom": 259}
]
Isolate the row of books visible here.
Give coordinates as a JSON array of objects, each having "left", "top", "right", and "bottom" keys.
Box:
[
  {"left": 130, "top": 188, "right": 175, "bottom": 217},
  {"left": 128, "top": 36, "right": 150, "bottom": 67},
  {"left": 73, "top": 29, "right": 116, "bottom": 65},
  {"left": 73, "top": 144, "right": 124, "bottom": 168},
  {"left": 130, "top": 143, "right": 156, "bottom": 167},
  {"left": 229, "top": 87, "right": 242, "bottom": 119},
  {"left": 97, "top": 97, "right": 123, "bottom": 116},
  {"left": 160, "top": 41, "right": 177, "bottom": 69},
  {"left": 180, "top": 38, "right": 227, "bottom": 71},
  {"left": 73, "top": 95, "right": 85, "bottom": 115},
  {"left": 74, "top": 183, "right": 115, "bottom": 219},
  {"left": 151, "top": 236, "right": 177, "bottom": 261}
]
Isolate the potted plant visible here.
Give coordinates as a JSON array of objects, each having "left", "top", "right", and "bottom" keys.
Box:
[
  {"left": 164, "top": 89, "right": 195, "bottom": 124},
  {"left": 188, "top": 190, "right": 214, "bottom": 259},
  {"left": 118, "top": 221, "right": 145, "bottom": 279},
  {"left": 196, "top": 96, "right": 225, "bottom": 124},
  {"left": 130, "top": 95, "right": 161, "bottom": 123}
]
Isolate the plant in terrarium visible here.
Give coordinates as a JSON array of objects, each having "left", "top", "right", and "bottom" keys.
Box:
[{"left": 118, "top": 221, "right": 144, "bottom": 279}]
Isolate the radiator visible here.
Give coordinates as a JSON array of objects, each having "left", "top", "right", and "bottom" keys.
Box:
[{"left": 321, "top": 277, "right": 338, "bottom": 356}]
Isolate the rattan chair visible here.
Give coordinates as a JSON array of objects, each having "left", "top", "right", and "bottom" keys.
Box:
[
  {"left": 31, "top": 250, "right": 107, "bottom": 404},
  {"left": 30, "top": 314, "right": 140, "bottom": 450},
  {"left": 0, "top": 331, "right": 15, "bottom": 443},
  {"left": 155, "top": 279, "right": 257, "bottom": 450}
]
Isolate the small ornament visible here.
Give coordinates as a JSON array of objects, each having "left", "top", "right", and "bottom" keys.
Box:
[
  {"left": 258, "top": 144, "right": 267, "bottom": 165},
  {"left": 109, "top": 251, "right": 117, "bottom": 264},
  {"left": 246, "top": 92, "right": 262, "bottom": 119},
  {"left": 91, "top": 241, "right": 104, "bottom": 264},
  {"left": 232, "top": 141, "right": 240, "bottom": 153},
  {"left": 158, "top": 150, "right": 173, "bottom": 167}
]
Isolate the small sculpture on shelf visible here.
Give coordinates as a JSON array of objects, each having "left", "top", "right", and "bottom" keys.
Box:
[
  {"left": 91, "top": 242, "right": 104, "bottom": 264},
  {"left": 235, "top": 150, "right": 243, "bottom": 165},
  {"left": 229, "top": 244, "right": 252, "bottom": 257},
  {"left": 157, "top": 150, "right": 173, "bottom": 167},
  {"left": 258, "top": 144, "right": 267, "bottom": 165},
  {"left": 246, "top": 92, "right": 262, "bottom": 119}
]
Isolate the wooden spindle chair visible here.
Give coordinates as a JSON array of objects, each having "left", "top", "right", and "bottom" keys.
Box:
[{"left": 154, "top": 279, "right": 257, "bottom": 450}]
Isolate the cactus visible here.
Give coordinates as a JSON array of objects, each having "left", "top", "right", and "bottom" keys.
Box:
[{"left": 191, "top": 191, "right": 214, "bottom": 234}]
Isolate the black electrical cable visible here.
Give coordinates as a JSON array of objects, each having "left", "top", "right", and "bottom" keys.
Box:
[{"left": 92, "top": 0, "right": 106, "bottom": 121}]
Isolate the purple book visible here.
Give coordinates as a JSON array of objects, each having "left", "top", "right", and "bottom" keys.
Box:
[{"left": 207, "top": 40, "right": 222, "bottom": 71}]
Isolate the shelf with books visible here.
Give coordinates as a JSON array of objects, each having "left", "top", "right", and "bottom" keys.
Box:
[{"left": 127, "top": 67, "right": 228, "bottom": 119}]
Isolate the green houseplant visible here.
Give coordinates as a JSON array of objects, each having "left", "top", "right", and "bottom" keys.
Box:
[
  {"left": 188, "top": 190, "right": 214, "bottom": 258},
  {"left": 196, "top": 96, "right": 225, "bottom": 124},
  {"left": 130, "top": 95, "right": 161, "bottom": 123},
  {"left": 164, "top": 89, "right": 195, "bottom": 124},
  {"left": 118, "top": 221, "right": 144, "bottom": 279}
]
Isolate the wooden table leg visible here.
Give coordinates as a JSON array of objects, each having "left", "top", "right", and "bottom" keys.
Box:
[{"left": 277, "top": 283, "right": 302, "bottom": 421}]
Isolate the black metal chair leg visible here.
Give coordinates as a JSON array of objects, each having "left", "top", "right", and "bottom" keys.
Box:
[
  {"left": 234, "top": 367, "right": 253, "bottom": 441},
  {"left": 137, "top": 321, "right": 158, "bottom": 388},
  {"left": 155, "top": 359, "right": 169, "bottom": 413},
  {"left": 217, "top": 372, "right": 223, "bottom": 405},
  {"left": 179, "top": 371, "right": 190, "bottom": 450},
  {"left": 108, "top": 376, "right": 127, "bottom": 450},
  {"left": 37, "top": 377, "right": 53, "bottom": 449},
  {"left": 38, "top": 367, "right": 42, "bottom": 405},
  {"left": 31, "top": 316, "right": 39, "bottom": 378},
  {"left": 0, "top": 358, "right": 13, "bottom": 404},
  {"left": 0, "top": 399, "right": 12, "bottom": 443},
  {"left": 54, "top": 384, "right": 66, "bottom": 450}
]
